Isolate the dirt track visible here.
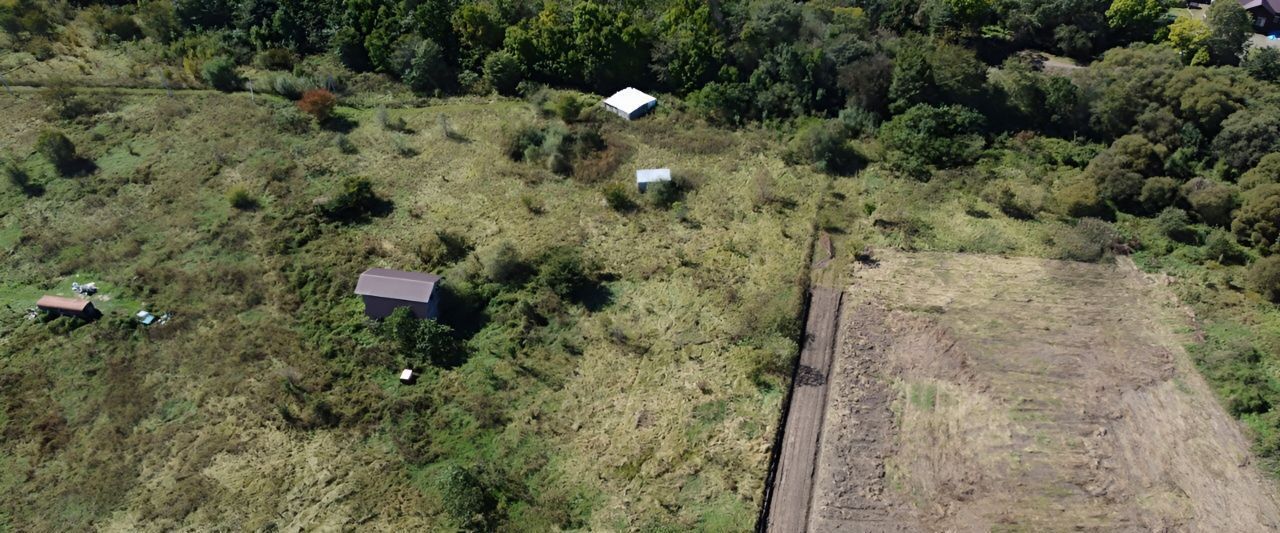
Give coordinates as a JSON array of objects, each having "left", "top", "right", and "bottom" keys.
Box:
[
  {"left": 765, "top": 287, "right": 843, "bottom": 533},
  {"left": 805, "top": 252, "right": 1280, "bottom": 532}
]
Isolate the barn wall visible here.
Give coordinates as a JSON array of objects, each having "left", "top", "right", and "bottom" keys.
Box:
[{"left": 362, "top": 296, "right": 436, "bottom": 319}]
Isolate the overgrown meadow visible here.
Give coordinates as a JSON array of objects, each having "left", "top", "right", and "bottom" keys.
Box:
[{"left": 0, "top": 87, "right": 820, "bottom": 530}]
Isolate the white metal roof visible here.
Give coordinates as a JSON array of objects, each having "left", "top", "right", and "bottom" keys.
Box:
[
  {"left": 636, "top": 168, "right": 672, "bottom": 183},
  {"left": 400, "top": 369, "right": 414, "bottom": 380},
  {"left": 603, "top": 88, "right": 657, "bottom": 114}
]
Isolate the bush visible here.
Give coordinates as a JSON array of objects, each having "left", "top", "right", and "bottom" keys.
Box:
[
  {"left": 273, "top": 104, "right": 312, "bottom": 134},
  {"left": 102, "top": 12, "right": 143, "bottom": 41},
  {"left": 1140, "top": 176, "right": 1181, "bottom": 213},
  {"left": 1053, "top": 175, "right": 1110, "bottom": 218},
  {"left": 36, "top": 130, "right": 78, "bottom": 174},
  {"left": 483, "top": 51, "right": 523, "bottom": 95},
  {"left": 227, "top": 186, "right": 258, "bottom": 210},
  {"left": 503, "top": 125, "right": 545, "bottom": 161},
  {"left": 878, "top": 104, "right": 986, "bottom": 171},
  {"left": 520, "top": 193, "right": 544, "bottom": 214},
  {"left": 1203, "top": 230, "right": 1247, "bottom": 265},
  {"left": 254, "top": 48, "right": 295, "bottom": 70},
  {"left": 534, "top": 246, "right": 598, "bottom": 298},
  {"left": 398, "top": 38, "right": 450, "bottom": 93},
  {"left": 416, "top": 230, "right": 470, "bottom": 268},
  {"left": 549, "top": 94, "right": 585, "bottom": 122},
  {"left": 437, "top": 465, "right": 498, "bottom": 529},
  {"left": 1247, "top": 255, "right": 1280, "bottom": 302},
  {"left": 334, "top": 134, "right": 358, "bottom": 154},
  {"left": 1233, "top": 183, "right": 1280, "bottom": 253},
  {"left": 479, "top": 241, "right": 526, "bottom": 285},
  {"left": 201, "top": 56, "right": 241, "bottom": 91},
  {"left": 1243, "top": 47, "right": 1280, "bottom": 82},
  {"left": 382, "top": 307, "right": 459, "bottom": 368},
  {"left": 645, "top": 180, "right": 681, "bottom": 209},
  {"left": 1240, "top": 153, "right": 1280, "bottom": 191},
  {"left": 3, "top": 157, "right": 38, "bottom": 196},
  {"left": 603, "top": 183, "right": 635, "bottom": 212},
  {"left": 1154, "top": 207, "right": 1194, "bottom": 242},
  {"left": 41, "top": 81, "right": 113, "bottom": 120},
  {"left": 1182, "top": 178, "right": 1237, "bottom": 227},
  {"left": 376, "top": 106, "right": 408, "bottom": 132},
  {"left": 319, "top": 176, "right": 383, "bottom": 222},
  {"left": 269, "top": 74, "right": 312, "bottom": 100},
  {"left": 784, "top": 120, "right": 861, "bottom": 175},
  {"left": 1056, "top": 218, "right": 1118, "bottom": 262},
  {"left": 982, "top": 180, "right": 1044, "bottom": 220},
  {"left": 297, "top": 89, "right": 337, "bottom": 122}
]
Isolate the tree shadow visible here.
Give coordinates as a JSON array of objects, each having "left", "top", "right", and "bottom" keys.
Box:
[
  {"left": 323, "top": 115, "right": 359, "bottom": 133},
  {"left": 62, "top": 157, "right": 97, "bottom": 177},
  {"left": 570, "top": 280, "right": 614, "bottom": 313}
]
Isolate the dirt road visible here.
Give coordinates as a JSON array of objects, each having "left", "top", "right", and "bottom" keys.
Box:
[
  {"left": 807, "top": 251, "right": 1280, "bottom": 532},
  {"left": 765, "top": 287, "right": 844, "bottom": 533}
]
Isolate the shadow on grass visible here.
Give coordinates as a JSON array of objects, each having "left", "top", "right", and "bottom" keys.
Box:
[
  {"left": 59, "top": 158, "right": 97, "bottom": 177},
  {"left": 323, "top": 115, "right": 359, "bottom": 133},
  {"left": 571, "top": 275, "right": 616, "bottom": 313}
]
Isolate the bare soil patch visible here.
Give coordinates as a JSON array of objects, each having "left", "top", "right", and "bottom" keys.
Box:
[{"left": 809, "top": 251, "right": 1280, "bottom": 532}]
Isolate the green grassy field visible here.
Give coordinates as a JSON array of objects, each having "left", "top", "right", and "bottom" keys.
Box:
[{"left": 0, "top": 88, "right": 822, "bottom": 530}]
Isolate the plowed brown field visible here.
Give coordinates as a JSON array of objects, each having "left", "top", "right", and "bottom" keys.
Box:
[{"left": 800, "top": 251, "right": 1280, "bottom": 532}]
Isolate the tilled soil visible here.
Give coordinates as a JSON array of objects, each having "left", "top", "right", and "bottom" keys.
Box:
[{"left": 807, "top": 252, "right": 1280, "bottom": 532}]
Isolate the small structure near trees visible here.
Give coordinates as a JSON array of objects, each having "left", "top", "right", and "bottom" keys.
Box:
[
  {"left": 602, "top": 88, "right": 657, "bottom": 120},
  {"left": 355, "top": 268, "right": 441, "bottom": 319},
  {"left": 399, "top": 368, "right": 417, "bottom": 385},
  {"left": 36, "top": 295, "right": 99, "bottom": 319},
  {"left": 1240, "top": 0, "right": 1280, "bottom": 29},
  {"left": 635, "top": 168, "right": 672, "bottom": 193}
]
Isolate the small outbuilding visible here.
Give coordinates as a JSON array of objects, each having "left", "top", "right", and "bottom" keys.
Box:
[
  {"left": 36, "top": 295, "right": 99, "bottom": 319},
  {"left": 355, "top": 268, "right": 441, "bottom": 319},
  {"left": 399, "top": 369, "right": 417, "bottom": 385},
  {"left": 603, "top": 88, "right": 657, "bottom": 120},
  {"left": 1240, "top": 0, "right": 1280, "bottom": 29},
  {"left": 636, "top": 168, "right": 672, "bottom": 193}
]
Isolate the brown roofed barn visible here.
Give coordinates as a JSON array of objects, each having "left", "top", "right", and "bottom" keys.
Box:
[
  {"left": 36, "top": 295, "right": 100, "bottom": 319},
  {"left": 355, "top": 268, "right": 441, "bottom": 319}
]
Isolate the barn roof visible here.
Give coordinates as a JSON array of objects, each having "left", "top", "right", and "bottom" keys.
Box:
[
  {"left": 36, "top": 295, "right": 93, "bottom": 312},
  {"left": 1241, "top": 0, "right": 1280, "bottom": 15},
  {"left": 603, "top": 88, "right": 657, "bottom": 114},
  {"left": 636, "top": 168, "right": 672, "bottom": 183},
  {"left": 355, "top": 268, "right": 440, "bottom": 303}
]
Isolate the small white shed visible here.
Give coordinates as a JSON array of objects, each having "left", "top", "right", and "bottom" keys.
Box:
[
  {"left": 603, "top": 88, "right": 657, "bottom": 120},
  {"left": 399, "top": 368, "right": 417, "bottom": 385},
  {"left": 636, "top": 168, "right": 672, "bottom": 193}
]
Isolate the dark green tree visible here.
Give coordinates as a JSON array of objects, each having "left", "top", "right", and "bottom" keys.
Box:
[
  {"left": 1243, "top": 47, "right": 1280, "bottom": 82},
  {"left": 1213, "top": 106, "right": 1280, "bottom": 177},
  {"left": 1205, "top": 0, "right": 1252, "bottom": 65},
  {"left": 1233, "top": 183, "right": 1280, "bottom": 253}
]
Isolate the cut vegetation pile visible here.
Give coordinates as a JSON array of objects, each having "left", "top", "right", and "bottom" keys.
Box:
[{"left": 0, "top": 88, "right": 821, "bottom": 530}]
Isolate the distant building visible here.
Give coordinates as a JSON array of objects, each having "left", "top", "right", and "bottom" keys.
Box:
[
  {"left": 355, "top": 268, "right": 441, "bottom": 319},
  {"left": 1241, "top": 0, "right": 1280, "bottom": 29},
  {"left": 603, "top": 88, "right": 657, "bottom": 120},
  {"left": 636, "top": 168, "right": 672, "bottom": 193},
  {"left": 36, "top": 295, "right": 99, "bottom": 319},
  {"left": 399, "top": 369, "right": 417, "bottom": 385}
]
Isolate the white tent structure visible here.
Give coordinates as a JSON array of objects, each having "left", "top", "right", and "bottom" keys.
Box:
[
  {"left": 603, "top": 88, "right": 658, "bottom": 120},
  {"left": 636, "top": 168, "right": 672, "bottom": 193}
]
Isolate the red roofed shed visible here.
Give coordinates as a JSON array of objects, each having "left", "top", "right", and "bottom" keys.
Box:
[{"left": 36, "top": 295, "right": 100, "bottom": 319}]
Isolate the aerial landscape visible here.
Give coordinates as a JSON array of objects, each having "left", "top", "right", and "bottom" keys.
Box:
[{"left": 3, "top": 0, "right": 1280, "bottom": 531}]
